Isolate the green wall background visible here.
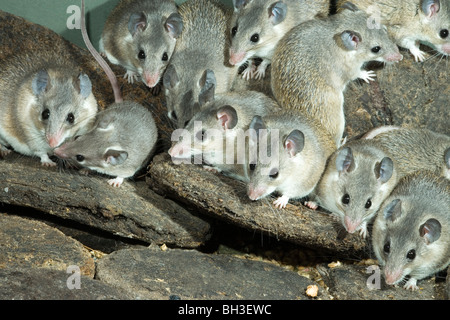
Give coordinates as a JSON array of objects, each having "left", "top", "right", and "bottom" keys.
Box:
[{"left": 0, "top": 0, "right": 232, "bottom": 50}]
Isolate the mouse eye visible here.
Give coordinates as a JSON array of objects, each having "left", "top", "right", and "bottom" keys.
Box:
[
  {"left": 250, "top": 33, "right": 259, "bottom": 43},
  {"left": 371, "top": 46, "right": 381, "bottom": 53},
  {"left": 66, "top": 113, "right": 75, "bottom": 124},
  {"left": 269, "top": 168, "right": 279, "bottom": 179},
  {"left": 342, "top": 193, "right": 350, "bottom": 205},
  {"left": 138, "top": 50, "right": 146, "bottom": 60},
  {"left": 249, "top": 163, "right": 256, "bottom": 171},
  {"left": 42, "top": 109, "right": 50, "bottom": 120},
  {"left": 365, "top": 199, "right": 372, "bottom": 209},
  {"left": 195, "top": 130, "right": 207, "bottom": 142},
  {"left": 383, "top": 241, "right": 390, "bottom": 254},
  {"left": 76, "top": 155, "right": 85, "bottom": 162},
  {"left": 231, "top": 26, "right": 238, "bottom": 37},
  {"left": 406, "top": 249, "right": 416, "bottom": 261},
  {"left": 162, "top": 52, "right": 168, "bottom": 61},
  {"left": 440, "top": 29, "right": 449, "bottom": 39}
]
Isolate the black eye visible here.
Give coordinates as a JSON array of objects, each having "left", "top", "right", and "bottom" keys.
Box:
[
  {"left": 76, "top": 155, "right": 85, "bottom": 162},
  {"left": 406, "top": 249, "right": 416, "bottom": 260},
  {"left": 371, "top": 46, "right": 381, "bottom": 53},
  {"left": 269, "top": 168, "right": 278, "bottom": 179},
  {"left": 365, "top": 199, "right": 372, "bottom": 209},
  {"left": 66, "top": 113, "right": 75, "bottom": 124},
  {"left": 249, "top": 163, "right": 256, "bottom": 171},
  {"left": 138, "top": 50, "right": 146, "bottom": 60},
  {"left": 195, "top": 130, "right": 207, "bottom": 141},
  {"left": 383, "top": 242, "right": 390, "bottom": 254},
  {"left": 342, "top": 193, "right": 350, "bottom": 205},
  {"left": 250, "top": 33, "right": 259, "bottom": 43},
  {"left": 231, "top": 26, "right": 238, "bottom": 37},
  {"left": 162, "top": 52, "right": 168, "bottom": 61},
  {"left": 440, "top": 29, "right": 449, "bottom": 39},
  {"left": 42, "top": 109, "right": 50, "bottom": 120}
]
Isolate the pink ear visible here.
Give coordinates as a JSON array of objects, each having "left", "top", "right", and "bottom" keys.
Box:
[{"left": 217, "top": 112, "right": 229, "bottom": 130}]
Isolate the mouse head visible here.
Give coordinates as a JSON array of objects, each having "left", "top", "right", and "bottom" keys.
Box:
[
  {"left": 336, "top": 4, "right": 403, "bottom": 64},
  {"left": 31, "top": 68, "right": 97, "bottom": 150},
  {"left": 229, "top": 0, "right": 288, "bottom": 66},
  {"left": 375, "top": 198, "right": 444, "bottom": 287},
  {"left": 247, "top": 115, "right": 306, "bottom": 201},
  {"left": 418, "top": 0, "right": 450, "bottom": 56},
  {"left": 164, "top": 65, "right": 216, "bottom": 128},
  {"left": 169, "top": 104, "right": 241, "bottom": 165},
  {"left": 128, "top": 11, "right": 183, "bottom": 88},
  {"left": 53, "top": 109, "right": 128, "bottom": 172},
  {"left": 326, "top": 145, "right": 395, "bottom": 236}
]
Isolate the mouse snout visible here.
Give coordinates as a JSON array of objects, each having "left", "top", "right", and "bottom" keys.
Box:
[
  {"left": 384, "top": 267, "right": 404, "bottom": 286},
  {"left": 344, "top": 216, "right": 361, "bottom": 234},
  {"left": 143, "top": 71, "right": 160, "bottom": 88},
  {"left": 168, "top": 143, "right": 190, "bottom": 159},
  {"left": 229, "top": 49, "right": 246, "bottom": 66},
  {"left": 247, "top": 184, "right": 266, "bottom": 201},
  {"left": 53, "top": 145, "right": 67, "bottom": 159},
  {"left": 383, "top": 52, "right": 403, "bottom": 62},
  {"left": 441, "top": 43, "right": 450, "bottom": 55},
  {"left": 47, "top": 130, "right": 64, "bottom": 149}
]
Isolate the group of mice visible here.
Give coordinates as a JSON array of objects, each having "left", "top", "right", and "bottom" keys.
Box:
[{"left": 0, "top": 0, "right": 448, "bottom": 291}]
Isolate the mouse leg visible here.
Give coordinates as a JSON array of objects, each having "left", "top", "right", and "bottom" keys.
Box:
[
  {"left": 108, "top": 177, "right": 124, "bottom": 188},
  {"left": 40, "top": 153, "right": 57, "bottom": 167},
  {"left": 273, "top": 195, "right": 290, "bottom": 209},
  {"left": 253, "top": 59, "right": 270, "bottom": 80},
  {"left": 401, "top": 38, "right": 426, "bottom": 62}
]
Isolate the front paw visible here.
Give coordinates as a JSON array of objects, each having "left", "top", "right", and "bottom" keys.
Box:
[{"left": 359, "top": 70, "right": 376, "bottom": 83}]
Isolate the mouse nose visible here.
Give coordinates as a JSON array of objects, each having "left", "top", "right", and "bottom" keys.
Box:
[
  {"left": 344, "top": 216, "right": 361, "bottom": 234},
  {"left": 143, "top": 71, "right": 160, "bottom": 88},
  {"left": 247, "top": 184, "right": 265, "bottom": 201},
  {"left": 384, "top": 267, "right": 403, "bottom": 285},
  {"left": 383, "top": 52, "right": 403, "bottom": 62},
  {"left": 229, "top": 49, "right": 246, "bottom": 65}
]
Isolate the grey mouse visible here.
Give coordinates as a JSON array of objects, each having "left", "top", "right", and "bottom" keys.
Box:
[
  {"left": 163, "top": 0, "right": 237, "bottom": 128},
  {"left": 53, "top": 0, "right": 158, "bottom": 187},
  {"left": 271, "top": 2, "right": 402, "bottom": 147},
  {"left": 228, "top": 0, "right": 330, "bottom": 80},
  {"left": 168, "top": 89, "right": 280, "bottom": 182},
  {"left": 0, "top": 45, "right": 98, "bottom": 166},
  {"left": 247, "top": 110, "right": 336, "bottom": 209},
  {"left": 372, "top": 171, "right": 450, "bottom": 290},
  {"left": 337, "top": 0, "right": 450, "bottom": 62},
  {"left": 100, "top": 0, "right": 183, "bottom": 87}
]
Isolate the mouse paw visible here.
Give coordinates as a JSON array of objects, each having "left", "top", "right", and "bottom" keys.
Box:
[
  {"left": 403, "top": 278, "right": 419, "bottom": 291},
  {"left": 108, "top": 177, "right": 124, "bottom": 188},
  {"left": 40, "top": 154, "right": 57, "bottom": 167},
  {"left": 359, "top": 70, "right": 376, "bottom": 83},
  {"left": 409, "top": 46, "right": 426, "bottom": 62},
  {"left": 123, "top": 70, "right": 139, "bottom": 84},
  {"left": 241, "top": 62, "right": 256, "bottom": 81},
  {"left": 0, "top": 146, "right": 12, "bottom": 158},
  {"left": 358, "top": 222, "right": 368, "bottom": 239},
  {"left": 273, "top": 195, "right": 289, "bottom": 209},
  {"left": 304, "top": 201, "right": 318, "bottom": 210},
  {"left": 254, "top": 65, "right": 266, "bottom": 80}
]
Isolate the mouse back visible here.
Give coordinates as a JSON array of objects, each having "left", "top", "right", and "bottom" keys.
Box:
[{"left": 372, "top": 171, "right": 450, "bottom": 289}]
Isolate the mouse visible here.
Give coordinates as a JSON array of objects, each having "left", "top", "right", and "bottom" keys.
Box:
[
  {"left": 0, "top": 49, "right": 98, "bottom": 166},
  {"left": 372, "top": 171, "right": 450, "bottom": 290},
  {"left": 308, "top": 127, "right": 450, "bottom": 238},
  {"left": 337, "top": 0, "right": 450, "bottom": 62},
  {"left": 163, "top": 0, "right": 237, "bottom": 129},
  {"left": 53, "top": 0, "right": 158, "bottom": 188},
  {"left": 271, "top": 2, "right": 403, "bottom": 146},
  {"left": 168, "top": 88, "right": 280, "bottom": 182},
  {"left": 246, "top": 110, "right": 336, "bottom": 209},
  {"left": 228, "top": 0, "right": 330, "bottom": 80},
  {"left": 99, "top": 0, "right": 183, "bottom": 88}
]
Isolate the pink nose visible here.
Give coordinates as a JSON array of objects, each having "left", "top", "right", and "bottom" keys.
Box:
[
  {"left": 384, "top": 267, "right": 403, "bottom": 285},
  {"left": 344, "top": 216, "right": 361, "bottom": 234},
  {"left": 247, "top": 184, "right": 266, "bottom": 201},
  {"left": 144, "top": 72, "right": 160, "bottom": 88},
  {"left": 384, "top": 52, "right": 403, "bottom": 62},
  {"left": 53, "top": 145, "right": 67, "bottom": 158},
  {"left": 229, "top": 49, "right": 246, "bottom": 65},
  {"left": 441, "top": 43, "right": 450, "bottom": 54},
  {"left": 47, "top": 135, "right": 62, "bottom": 149},
  {"left": 168, "top": 144, "right": 189, "bottom": 158}
]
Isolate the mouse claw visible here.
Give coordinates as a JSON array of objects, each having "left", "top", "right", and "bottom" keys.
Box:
[
  {"left": 108, "top": 177, "right": 124, "bottom": 188},
  {"left": 304, "top": 201, "right": 318, "bottom": 210},
  {"left": 0, "top": 146, "right": 12, "bottom": 158},
  {"left": 123, "top": 70, "right": 139, "bottom": 84},
  {"left": 409, "top": 47, "right": 426, "bottom": 62},
  {"left": 403, "top": 278, "right": 419, "bottom": 291},
  {"left": 359, "top": 70, "right": 376, "bottom": 83},
  {"left": 241, "top": 62, "right": 256, "bottom": 81},
  {"left": 273, "top": 195, "right": 289, "bottom": 209}
]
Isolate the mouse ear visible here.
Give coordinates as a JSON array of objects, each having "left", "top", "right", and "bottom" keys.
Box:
[
  {"left": 375, "top": 157, "right": 394, "bottom": 183},
  {"left": 198, "top": 69, "right": 216, "bottom": 107},
  {"left": 216, "top": 105, "right": 238, "bottom": 130},
  {"left": 77, "top": 73, "right": 92, "bottom": 99},
  {"left": 340, "top": 2, "right": 359, "bottom": 12},
  {"left": 421, "top": 0, "right": 440, "bottom": 18},
  {"left": 97, "top": 112, "right": 116, "bottom": 130},
  {"left": 165, "top": 13, "right": 183, "bottom": 39},
  {"left": 32, "top": 70, "right": 50, "bottom": 96},
  {"left": 419, "top": 218, "right": 441, "bottom": 245},
  {"left": 335, "top": 147, "right": 355, "bottom": 174},
  {"left": 105, "top": 149, "right": 128, "bottom": 166},
  {"left": 249, "top": 115, "right": 266, "bottom": 137},
  {"left": 268, "top": 1, "right": 287, "bottom": 25},
  {"left": 338, "top": 30, "right": 361, "bottom": 51},
  {"left": 128, "top": 12, "right": 147, "bottom": 36},
  {"left": 163, "top": 64, "right": 179, "bottom": 89},
  {"left": 444, "top": 147, "right": 450, "bottom": 170},
  {"left": 383, "top": 199, "right": 402, "bottom": 222},
  {"left": 233, "top": 0, "right": 251, "bottom": 10},
  {"left": 284, "top": 130, "right": 304, "bottom": 158}
]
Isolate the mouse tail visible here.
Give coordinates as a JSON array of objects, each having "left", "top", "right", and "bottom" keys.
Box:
[{"left": 81, "top": 0, "right": 123, "bottom": 103}]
